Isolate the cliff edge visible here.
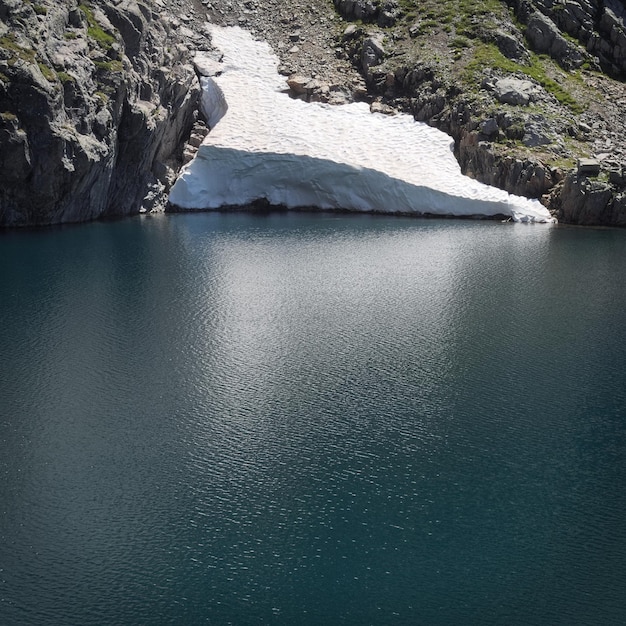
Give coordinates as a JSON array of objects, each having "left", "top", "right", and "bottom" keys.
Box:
[{"left": 0, "top": 0, "right": 201, "bottom": 226}]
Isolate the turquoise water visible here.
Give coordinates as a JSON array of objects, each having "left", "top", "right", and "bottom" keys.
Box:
[{"left": 1, "top": 213, "right": 625, "bottom": 625}]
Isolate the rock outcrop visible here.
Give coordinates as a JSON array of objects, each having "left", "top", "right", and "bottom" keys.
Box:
[
  {"left": 507, "top": 0, "right": 626, "bottom": 77},
  {"left": 546, "top": 167, "right": 626, "bottom": 225},
  {"left": 0, "top": 0, "right": 201, "bottom": 226},
  {"left": 333, "top": 0, "right": 400, "bottom": 28}
]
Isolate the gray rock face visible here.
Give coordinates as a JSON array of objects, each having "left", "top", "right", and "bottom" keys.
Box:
[
  {"left": 0, "top": 0, "right": 200, "bottom": 226},
  {"left": 333, "top": 0, "right": 400, "bottom": 27},
  {"left": 491, "top": 77, "right": 542, "bottom": 106},
  {"left": 526, "top": 10, "right": 585, "bottom": 68},
  {"left": 509, "top": 0, "right": 626, "bottom": 77},
  {"left": 459, "top": 129, "right": 557, "bottom": 199},
  {"left": 595, "top": 0, "right": 626, "bottom": 74},
  {"left": 2, "top": 0, "right": 623, "bottom": 228},
  {"left": 491, "top": 28, "right": 529, "bottom": 61},
  {"left": 0, "top": 114, "right": 32, "bottom": 183},
  {"left": 361, "top": 35, "right": 385, "bottom": 73},
  {"left": 548, "top": 172, "right": 626, "bottom": 225},
  {"left": 480, "top": 117, "right": 499, "bottom": 137}
]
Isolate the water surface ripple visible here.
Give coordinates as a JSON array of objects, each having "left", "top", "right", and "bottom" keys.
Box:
[{"left": 1, "top": 213, "right": 625, "bottom": 625}]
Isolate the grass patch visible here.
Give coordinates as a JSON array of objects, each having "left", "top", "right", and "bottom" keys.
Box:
[
  {"left": 37, "top": 62, "right": 56, "bottom": 81},
  {"left": 550, "top": 156, "right": 577, "bottom": 170},
  {"left": 398, "top": 0, "right": 508, "bottom": 41},
  {"left": 94, "top": 59, "right": 123, "bottom": 72},
  {"left": 79, "top": 3, "right": 116, "bottom": 48},
  {"left": 0, "top": 34, "right": 36, "bottom": 64},
  {"left": 450, "top": 35, "right": 471, "bottom": 49},
  {"left": 64, "top": 32, "right": 78, "bottom": 40},
  {"left": 465, "top": 43, "right": 586, "bottom": 113},
  {"left": 33, "top": 4, "right": 48, "bottom": 15},
  {"left": 57, "top": 71, "right": 74, "bottom": 83}
]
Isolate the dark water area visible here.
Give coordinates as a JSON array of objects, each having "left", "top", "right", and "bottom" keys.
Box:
[{"left": 1, "top": 212, "right": 625, "bottom": 625}]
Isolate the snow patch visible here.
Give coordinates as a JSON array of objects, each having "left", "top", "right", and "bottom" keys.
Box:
[{"left": 169, "top": 25, "right": 555, "bottom": 224}]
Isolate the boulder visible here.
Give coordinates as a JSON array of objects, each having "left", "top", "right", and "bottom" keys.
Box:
[
  {"left": 492, "top": 77, "right": 540, "bottom": 106},
  {"left": 334, "top": 0, "right": 399, "bottom": 27},
  {"left": 523, "top": 124, "right": 552, "bottom": 147},
  {"left": 492, "top": 29, "right": 529, "bottom": 61},
  {"left": 361, "top": 35, "right": 385, "bottom": 72},
  {"left": 286, "top": 75, "right": 331, "bottom": 102},
  {"left": 287, "top": 74, "right": 310, "bottom": 94},
  {"left": 193, "top": 52, "right": 223, "bottom": 77},
  {"left": 480, "top": 117, "right": 499, "bottom": 136},
  {"left": 335, "top": 0, "right": 377, "bottom": 21},
  {"left": 577, "top": 158, "right": 601, "bottom": 176}
]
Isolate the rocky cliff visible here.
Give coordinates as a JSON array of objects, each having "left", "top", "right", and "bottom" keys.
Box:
[
  {"left": 1, "top": 0, "right": 626, "bottom": 226},
  {"left": 329, "top": 0, "right": 626, "bottom": 225},
  {"left": 0, "top": 0, "right": 201, "bottom": 226}
]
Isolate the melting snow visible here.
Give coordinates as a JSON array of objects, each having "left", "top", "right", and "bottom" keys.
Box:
[{"left": 169, "top": 25, "right": 555, "bottom": 223}]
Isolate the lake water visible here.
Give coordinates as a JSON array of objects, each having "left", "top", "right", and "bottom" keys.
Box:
[{"left": 1, "top": 212, "right": 625, "bottom": 625}]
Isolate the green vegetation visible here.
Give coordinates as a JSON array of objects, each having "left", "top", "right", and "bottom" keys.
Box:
[
  {"left": 356, "top": 0, "right": 591, "bottom": 120},
  {"left": 397, "top": 0, "right": 506, "bottom": 35},
  {"left": 79, "top": 3, "right": 116, "bottom": 48},
  {"left": 457, "top": 0, "right": 504, "bottom": 34},
  {"left": 450, "top": 35, "right": 471, "bottom": 50},
  {"left": 37, "top": 62, "right": 56, "bottom": 81},
  {"left": 94, "top": 59, "right": 123, "bottom": 72},
  {"left": 64, "top": 32, "right": 78, "bottom": 40},
  {"left": 33, "top": 4, "right": 48, "bottom": 15},
  {"left": 57, "top": 71, "right": 75, "bottom": 83},
  {"left": 356, "top": 0, "right": 602, "bottom": 177},
  {"left": 0, "top": 34, "right": 61, "bottom": 85},
  {"left": 552, "top": 156, "right": 577, "bottom": 169},
  {"left": 389, "top": 1, "right": 588, "bottom": 116},
  {"left": 0, "top": 34, "right": 36, "bottom": 64},
  {"left": 465, "top": 43, "right": 585, "bottom": 113}
]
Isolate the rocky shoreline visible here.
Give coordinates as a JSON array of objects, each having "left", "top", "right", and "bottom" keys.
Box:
[{"left": 1, "top": 0, "right": 625, "bottom": 226}]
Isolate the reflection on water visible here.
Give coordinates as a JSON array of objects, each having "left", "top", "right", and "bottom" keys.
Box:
[{"left": 1, "top": 213, "right": 625, "bottom": 625}]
